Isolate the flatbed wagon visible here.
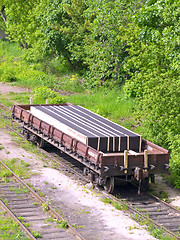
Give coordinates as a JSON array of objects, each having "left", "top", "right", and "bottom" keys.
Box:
[{"left": 12, "top": 103, "right": 169, "bottom": 193}]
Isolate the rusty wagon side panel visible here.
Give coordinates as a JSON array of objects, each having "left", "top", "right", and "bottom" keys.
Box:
[
  {"left": 12, "top": 104, "right": 102, "bottom": 167},
  {"left": 12, "top": 104, "right": 169, "bottom": 180}
]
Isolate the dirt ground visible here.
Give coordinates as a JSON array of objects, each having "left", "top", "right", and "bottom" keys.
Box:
[
  {"left": 0, "top": 131, "right": 157, "bottom": 240},
  {"left": 0, "top": 82, "right": 31, "bottom": 94},
  {"left": 0, "top": 82, "right": 180, "bottom": 240}
]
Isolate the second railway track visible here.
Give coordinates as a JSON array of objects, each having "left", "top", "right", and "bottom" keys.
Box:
[{"left": 0, "top": 159, "right": 85, "bottom": 240}]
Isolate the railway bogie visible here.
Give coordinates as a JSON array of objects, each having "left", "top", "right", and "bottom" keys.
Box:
[{"left": 12, "top": 104, "right": 169, "bottom": 193}]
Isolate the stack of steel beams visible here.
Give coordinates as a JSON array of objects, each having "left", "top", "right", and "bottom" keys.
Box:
[{"left": 30, "top": 105, "right": 142, "bottom": 153}]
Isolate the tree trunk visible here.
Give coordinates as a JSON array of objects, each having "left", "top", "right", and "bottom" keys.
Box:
[
  {"left": 67, "top": 56, "right": 74, "bottom": 70},
  {"left": 0, "top": 6, "right": 7, "bottom": 22}
]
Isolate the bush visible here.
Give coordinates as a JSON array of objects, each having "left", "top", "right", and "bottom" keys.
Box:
[
  {"left": 33, "top": 86, "right": 66, "bottom": 104},
  {"left": 168, "top": 135, "right": 180, "bottom": 188},
  {"left": 49, "top": 96, "right": 66, "bottom": 104}
]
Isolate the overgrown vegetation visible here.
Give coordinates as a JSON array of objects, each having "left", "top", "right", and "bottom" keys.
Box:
[
  {"left": 131, "top": 213, "right": 176, "bottom": 240},
  {"left": 101, "top": 197, "right": 127, "bottom": 211},
  {"left": 0, "top": 158, "right": 31, "bottom": 179},
  {"left": 0, "top": 0, "right": 179, "bottom": 187},
  {"left": 0, "top": 211, "right": 30, "bottom": 240}
]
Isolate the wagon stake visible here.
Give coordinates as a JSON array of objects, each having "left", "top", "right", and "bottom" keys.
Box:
[
  {"left": 103, "top": 166, "right": 109, "bottom": 172},
  {"left": 144, "top": 150, "right": 148, "bottom": 172},
  {"left": 138, "top": 179, "right": 142, "bottom": 195},
  {"left": 119, "top": 166, "right": 124, "bottom": 171},
  {"left": 165, "top": 164, "right": 170, "bottom": 169},
  {"left": 124, "top": 150, "right": 128, "bottom": 174},
  {"left": 150, "top": 164, "right": 155, "bottom": 170}
]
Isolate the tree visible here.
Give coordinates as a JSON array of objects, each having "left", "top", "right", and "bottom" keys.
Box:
[
  {"left": 124, "top": 0, "right": 180, "bottom": 147},
  {"left": 0, "top": 0, "right": 40, "bottom": 48},
  {"left": 83, "top": 0, "right": 140, "bottom": 87}
]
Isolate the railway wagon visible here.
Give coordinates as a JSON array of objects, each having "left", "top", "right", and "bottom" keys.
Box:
[{"left": 12, "top": 103, "right": 169, "bottom": 193}]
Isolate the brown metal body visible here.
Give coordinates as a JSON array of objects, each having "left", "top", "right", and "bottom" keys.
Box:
[{"left": 12, "top": 104, "right": 169, "bottom": 181}]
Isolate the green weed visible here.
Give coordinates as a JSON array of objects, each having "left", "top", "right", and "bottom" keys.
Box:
[
  {"left": 38, "top": 192, "right": 45, "bottom": 197},
  {"left": 0, "top": 213, "right": 30, "bottom": 240},
  {"left": 111, "top": 201, "right": 127, "bottom": 211},
  {"left": 71, "top": 224, "right": 85, "bottom": 229},
  {"left": 42, "top": 200, "right": 51, "bottom": 212},
  {"left": 32, "top": 202, "right": 39, "bottom": 206},
  {"left": 44, "top": 217, "right": 54, "bottom": 223},
  {"left": 9, "top": 186, "right": 29, "bottom": 194},
  {"left": 32, "top": 231, "right": 42, "bottom": 238},
  {"left": 159, "top": 191, "right": 169, "bottom": 202},
  {"left": 56, "top": 220, "right": 68, "bottom": 229},
  {"left": 77, "top": 209, "right": 90, "bottom": 215},
  {"left": 131, "top": 213, "right": 175, "bottom": 240},
  {"left": 0, "top": 144, "right": 4, "bottom": 150},
  {"left": 0, "top": 158, "right": 30, "bottom": 179},
  {"left": 100, "top": 197, "right": 112, "bottom": 204}
]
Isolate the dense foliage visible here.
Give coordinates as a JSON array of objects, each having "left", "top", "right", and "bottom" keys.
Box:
[{"left": 0, "top": 0, "right": 180, "bottom": 187}]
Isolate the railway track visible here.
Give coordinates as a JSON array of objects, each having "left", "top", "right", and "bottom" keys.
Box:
[
  {"left": 0, "top": 160, "right": 85, "bottom": 240},
  {"left": 47, "top": 146, "right": 180, "bottom": 239},
  {"left": 1, "top": 103, "right": 180, "bottom": 239},
  {"left": 111, "top": 185, "right": 180, "bottom": 239}
]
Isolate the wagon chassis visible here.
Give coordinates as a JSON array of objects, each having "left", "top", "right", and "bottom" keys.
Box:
[
  {"left": 12, "top": 104, "right": 170, "bottom": 193},
  {"left": 22, "top": 123, "right": 101, "bottom": 175}
]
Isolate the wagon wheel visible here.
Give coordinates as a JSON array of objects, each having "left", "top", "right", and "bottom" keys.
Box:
[
  {"left": 104, "top": 177, "right": 115, "bottom": 193},
  {"left": 141, "top": 177, "right": 149, "bottom": 192},
  {"left": 37, "top": 138, "right": 44, "bottom": 148},
  {"left": 23, "top": 130, "right": 29, "bottom": 140}
]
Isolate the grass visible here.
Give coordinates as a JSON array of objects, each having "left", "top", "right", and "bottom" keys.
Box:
[
  {"left": 0, "top": 211, "right": 30, "bottom": 240},
  {"left": 10, "top": 132, "right": 42, "bottom": 156},
  {"left": 44, "top": 217, "right": 54, "bottom": 223},
  {"left": 77, "top": 209, "right": 90, "bottom": 215},
  {"left": 9, "top": 92, "right": 32, "bottom": 105},
  {"left": 32, "top": 231, "right": 42, "bottom": 238},
  {"left": 9, "top": 186, "right": 30, "bottom": 194},
  {"left": 0, "top": 143, "right": 4, "bottom": 150},
  {"left": 159, "top": 191, "right": 169, "bottom": 202},
  {"left": 26, "top": 182, "right": 35, "bottom": 190},
  {"left": 71, "top": 224, "right": 85, "bottom": 229},
  {"left": 0, "top": 158, "right": 31, "bottom": 179},
  {"left": 56, "top": 220, "right": 68, "bottom": 229},
  {"left": 131, "top": 213, "right": 176, "bottom": 240},
  {"left": 0, "top": 39, "right": 138, "bottom": 132},
  {"left": 66, "top": 88, "right": 136, "bottom": 129},
  {"left": 0, "top": 107, "right": 11, "bottom": 128},
  {"left": 38, "top": 191, "right": 45, "bottom": 197},
  {"left": 100, "top": 197, "right": 128, "bottom": 211},
  {"left": 42, "top": 200, "right": 51, "bottom": 212},
  {"left": 101, "top": 197, "right": 112, "bottom": 204}
]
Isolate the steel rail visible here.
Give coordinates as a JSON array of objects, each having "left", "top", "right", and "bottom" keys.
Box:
[
  {"left": 104, "top": 192, "right": 180, "bottom": 240},
  {"left": 37, "top": 146, "right": 90, "bottom": 184},
  {"left": 0, "top": 199, "right": 37, "bottom": 240},
  {"left": 0, "top": 159, "right": 86, "bottom": 240},
  {"left": 0, "top": 103, "right": 11, "bottom": 111},
  {"left": 5, "top": 123, "right": 90, "bottom": 184},
  {"left": 149, "top": 192, "right": 180, "bottom": 214}
]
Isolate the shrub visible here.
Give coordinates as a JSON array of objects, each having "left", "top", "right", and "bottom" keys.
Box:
[
  {"left": 49, "top": 95, "right": 66, "bottom": 104},
  {"left": 168, "top": 135, "right": 180, "bottom": 188},
  {"left": 33, "top": 86, "right": 66, "bottom": 104}
]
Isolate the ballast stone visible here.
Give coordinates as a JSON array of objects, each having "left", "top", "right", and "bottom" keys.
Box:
[{"left": 30, "top": 105, "right": 142, "bottom": 153}]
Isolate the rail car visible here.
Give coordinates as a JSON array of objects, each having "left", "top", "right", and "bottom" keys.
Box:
[{"left": 12, "top": 103, "right": 169, "bottom": 193}]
